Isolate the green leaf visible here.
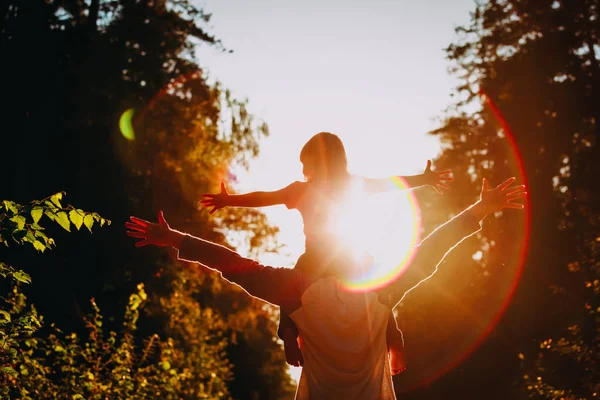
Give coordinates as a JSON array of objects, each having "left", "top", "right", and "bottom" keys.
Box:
[
  {"left": 50, "top": 192, "right": 63, "bottom": 208},
  {"left": 83, "top": 214, "right": 94, "bottom": 232},
  {"left": 160, "top": 360, "right": 171, "bottom": 371},
  {"left": 33, "top": 230, "right": 53, "bottom": 251},
  {"left": 33, "top": 240, "right": 46, "bottom": 252},
  {"left": 44, "top": 200, "right": 58, "bottom": 210},
  {"left": 10, "top": 215, "right": 26, "bottom": 230},
  {"left": 24, "top": 230, "right": 36, "bottom": 244},
  {"left": 54, "top": 345, "right": 65, "bottom": 353},
  {"left": 34, "top": 229, "right": 49, "bottom": 240},
  {"left": 138, "top": 285, "right": 147, "bottom": 301},
  {"left": 31, "top": 207, "right": 43, "bottom": 224},
  {"left": 44, "top": 210, "right": 56, "bottom": 222},
  {"left": 55, "top": 211, "right": 70, "bottom": 232},
  {"left": 0, "top": 310, "right": 11, "bottom": 323},
  {"left": 13, "top": 270, "right": 32, "bottom": 284},
  {"left": 1, "top": 366, "right": 18, "bottom": 377},
  {"left": 2, "top": 200, "right": 19, "bottom": 214},
  {"left": 129, "top": 294, "right": 142, "bottom": 310},
  {"left": 69, "top": 209, "right": 84, "bottom": 230}
]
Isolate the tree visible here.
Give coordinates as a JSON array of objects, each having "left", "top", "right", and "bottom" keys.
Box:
[
  {"left": 1, "top": 194, "right": 235, "bottom": 399},
  {"left": 395, "top": 0, "right": 599, "bottom": 398},
  {"left": 2, "top": 1, "right": 295, "bottom": 397}
]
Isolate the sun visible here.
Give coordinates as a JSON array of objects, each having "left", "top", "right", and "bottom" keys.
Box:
[{"left": 328, "top": 177, "right": 422, "bottom": 292}]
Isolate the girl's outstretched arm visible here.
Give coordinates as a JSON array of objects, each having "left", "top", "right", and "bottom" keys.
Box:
[
  {"left": 364, "top": 160, "right": 453, "bottom": 194},
  {"left": 200, "top": 182, "right": 296, "bottom": 214}
]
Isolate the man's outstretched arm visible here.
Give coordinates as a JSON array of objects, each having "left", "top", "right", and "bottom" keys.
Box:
[
  {"left": 125, "top": 212, "right": 308, "bottom": 313},
  {"left": 380, "top": 177, "right": 527, "bottom": 308}
]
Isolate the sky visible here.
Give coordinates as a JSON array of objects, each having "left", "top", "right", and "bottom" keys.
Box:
[
  {"left": 194, "top": 0, "right": 476, "bottom": 381},
  {"left": 196, "top": 0, "right": 475, "bottom": 264}
]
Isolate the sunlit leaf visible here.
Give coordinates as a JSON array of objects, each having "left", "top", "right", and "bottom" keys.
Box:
[
  {"left": 56, "top": 211, "right": 70, "bottom": 231},
  {"left": 33, "top": 240, "right": 46, "bottom": 252},
  {"left": 139, "top": 286, "right": 147, "bottom": 301},
  {"left": 50, "top": 192, "right": 63, "bottom": 208},
  {"left": 2, "top": 200, "right": 19, "bottom": 214},
  {"left": 34, "top": 229, "right": 49, "bottom": 240},
  {"left": 13, "top": 270, "right": 32, "bottom": 284},
  {"left": 44, "top": 210, "right": 56, "bottom": 222},
  {"left": 84, "top": 214, "right": 94, "bottom": 232},
  {"left": 130, "top": 294, "right": 142, "bottom": 310},
  {"left": 10, "top": 215, "right": 26, "bottom": 230},
  {"left": 24, "top": 230, "right": 36, "bottom": 243},
  {"left": 160, "top": 360, "right": 171, "bottom": 371},
  {"left": 0, "top": 310, "right": 10, "bottom": 323},
  {"left": 1, "top": 366, "right": 18, "bottom": 376},
  {"left": 69, "top": 209, "right": 84, "bottom": 230},
  {"left": 44, "top": 200, "right": 58, "bottom": 210},
  {"left": 31, "top": 207, "right": 44, "bottom": 224}
]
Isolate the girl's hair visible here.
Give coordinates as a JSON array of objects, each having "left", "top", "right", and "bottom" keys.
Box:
[{"left": 300, "top": 132, "right": 349, "bottom": 182}]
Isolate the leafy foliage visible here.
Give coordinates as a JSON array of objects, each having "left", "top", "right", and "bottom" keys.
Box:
[
  {"left": 399, "top": 0, "right": 599, "bottom": 398},
  {"left": 0, "top": 195, "right": 233, "bottom": 399},
  {"left": 1, "top": 193, "right": 110, "bottom": 252},
  {"left": 2, "top": 0, "right": 295, "bottom": 397}
]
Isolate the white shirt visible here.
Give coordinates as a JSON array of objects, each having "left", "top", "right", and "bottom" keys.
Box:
[{"left": 290, "top": 277, "right": 396, "bottom": 400}]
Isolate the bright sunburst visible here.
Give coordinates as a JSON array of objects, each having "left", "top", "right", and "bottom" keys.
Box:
[{"left": 331, "top": 176, "right": 422, "bottom": 292}]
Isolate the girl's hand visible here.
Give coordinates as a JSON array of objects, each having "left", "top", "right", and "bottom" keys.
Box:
[
  {"left": 201, "top": 182, "right": 231, "bottom": 214},
  {"left": 422, "top": 160, "right": 453, "bottom": 194},
  {"left": 125, "top": 211, "right": 181, "bottom": 248}
]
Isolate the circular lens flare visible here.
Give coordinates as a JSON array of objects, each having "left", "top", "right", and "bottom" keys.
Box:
[
  {"left": 400, "top": 89, "right": 531, "bottom": 393},
  {"left": 335, "top": 176, "right": 422, "bottom": 292},
  {"left": 119, "top": 108, "right": 136, "bottom": 141}
]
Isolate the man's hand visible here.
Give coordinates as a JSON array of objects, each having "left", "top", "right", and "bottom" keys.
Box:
[
  {"left": 422, "top": 160, "right": 453, "bottom": 194},
  {"left": 200, "top": 182, "right": 230, "bottom": 214},
  {"left": 282, "top": 329, "right": 304, "bottom": 367},
  {"left": 470, "top": 177, "right": 527, "bottom": 221},
  {"left": 125, "top": 211, "right": 183, "bottom": 248}
]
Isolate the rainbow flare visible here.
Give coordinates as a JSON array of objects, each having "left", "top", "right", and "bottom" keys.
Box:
[
  {"left": 340, "top": 176, "right": 423, "bottom": 292},
  {"left": 403, "top": 89, "right": 531, "bottom": 392}
]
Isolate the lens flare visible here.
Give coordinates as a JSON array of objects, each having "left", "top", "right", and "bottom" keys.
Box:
[
  {"left": 337, "top": 176, "right": 422, "bottom": 292},
  {"left": 117, "top": 70, "right": 204, "bottom": 144},
  {"left": 119, "top": 108, "right": 136, "bottom": 141},
  {"left": 400, "top": 89, "right": 531, "bottom": 393}
]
